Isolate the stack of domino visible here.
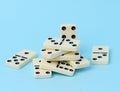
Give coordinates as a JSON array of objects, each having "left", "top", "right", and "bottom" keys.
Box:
[
  {"left": 33, "top": 24, "right": 90, "bottom": 78},
  {"left": 5, "top": 24, "right": 110, "bottom": 79}
]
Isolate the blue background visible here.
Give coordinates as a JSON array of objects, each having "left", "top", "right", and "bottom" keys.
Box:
[{"left": 0, "top": 0, "right": 120, "bottom": 92}]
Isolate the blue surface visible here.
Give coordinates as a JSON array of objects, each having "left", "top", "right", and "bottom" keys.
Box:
[{"left": 0, "top": 0, "right": 120, "bottom": 92}]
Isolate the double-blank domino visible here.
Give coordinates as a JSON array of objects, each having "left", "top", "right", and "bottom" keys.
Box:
[
  {"left": 33, "top": 58, "right": 52, "bottom": 78},
  {"left": 6, "top": 50, "right": 37, "bottom": 69},
  {"left": 92, "top": 46, "right": 109, "bottom": 64}
]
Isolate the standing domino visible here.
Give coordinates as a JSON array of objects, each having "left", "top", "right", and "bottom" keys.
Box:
[
  {"left": 6, "top": 50, "right": 37, "bottom": 69},
  {"left": 40, "top": 49, "right": 65, "bottom": 60},
  {"left": 33, "top": 58, "right": 52, "bottom": 78},
  {"left": 40, "top": 59, "right": 75, "bottom": 76},
  {"left": 60, "top": 39, "right": 80, "bottom": 52},
  {"left": 60, "top": 24, "right": 77, "bottom": 39},
  {"left": 92, "top": 46, "right": 109, "bottom": 64},
  {"left": 52, "top": 52, "right": 80, "bottom": 61},
  {"left": 69, "top": 55, "right": 90, "bottom": 69}
]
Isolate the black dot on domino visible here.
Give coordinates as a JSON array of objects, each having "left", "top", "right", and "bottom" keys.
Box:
[
  {"left": 103, "top": 53, "right": 107, "bottom": 56},
  {"left": 46, "top": 71, "right": 50, "bottom": 74},
  {"left": 76, "top": 62, "right": 80, "bottom": 64},
  {"left": 69, "top": 42, "right": 74, "bottom": 44},
  {"left": 78, "top": 59, "right": 82, "bottom": 61},
  {"left": 71, "top": 35, "right": 76, "bottom": 39},
  {"left": 21, "top": 58, "right": 25, "bottom": 61},
  {"left": 64, "top": 68, "right": 68, "bottom": 70},
  {"left": 7, "top": 60, "right": 12, "bottom": 62},
  {"left": 66, "top": 63, "right": 70, "bottom": 66},
  {"left": 14, "top": 59, "right": 18, "bottom": 61},
  {"left": 54, "top": 42, "right": 58, "bottom": 45},
  {"left": 62, "top": 35, "right": 66, "bottom": 39},
  {"left": 80, "top": 56, "right": 84, "bottom": 59},
  {"left": 93, "top": 58, "right": 97, "bottom": 60},
  {"left": 98, "top": 56, "right": 102, "bottom": 58},
  {"left": 66, "top": 39, "right": 70, "bottom": 41},
  {"left": 98, "top": 48, "right": 103, "bottom": 50},
  {"left": 72, "top": 44, "right": 77, "bottom": 47},
  {"left": 13, "top": 56, "right": 17, "bottom": 58},
  {"left": 61, "top": 26, "right": 66, "bottom": 31},
  {"left": 71, "top": 26, "right": 76, "bottom": 30},
  {"left": 51, "top": 40, "right": 55, "bottom": 42},
  {"left": 75, "top": 53, "right": 79, "bottom": 55},
  {"left": 25, "top": 52, "right": 29, "bottom": 54},
  {"left": 15, "top": 62, "right": 20, "bottom": 65},
  {"left": 48, "top": 38, "right": 52, "bottom": 40},
  {"left": 55, "top": 49, "right": 59, "bottom": 51},
  {"left": 42, "top": 49, "right": 46, "bottom": 51},
  {"left": 35, "top": 67, "right": 39, "bottom": 69},
  {"left": 69, "top": 69, "right": 73, "bottom": 72},
  {"left": 47, "top": 61, "right": 51, "bottom": 63},
  {"left": 59, "top": 66, "right": 63, "bottom": 69},
  {"left": 48, "top": 52, "right": 52, "bottom": 54},
  {"left": 36, "top": 72, "right": 40, "bottom": 74}
]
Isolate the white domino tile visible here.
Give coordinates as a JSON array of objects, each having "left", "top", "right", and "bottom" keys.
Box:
[
  {"left": 33, "top": 58, "right": 52, "bottom": 78},
  {"left": 40, "top": 48, "right": 65, "bottom": 60},
  {"left": 60, "top": 24, "right": 77, "bottom": 39},
  {"left": 6, "top": 50, "right": 37, "bottom": 69},
  {"left": 52, "top": 52, "right": 80, "bottom": 61},
  {"left": 92, "top": 46, "right": 109, "bottom": 64},
  {"left": 40, "top": 59, "right": 75, "bottom": 76}
]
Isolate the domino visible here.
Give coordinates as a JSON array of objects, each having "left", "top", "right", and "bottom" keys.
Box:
[
  {"left": 6, "top": 50, "right": 37, "bottom": 69},
  {"left": 43, "top": 38, "right": 80, "bottom": 52},
  {"left": 92, "top": 46, "right": 109, "bottom": 64},
  {"left": 43, "top": 38, "right": 62, "bottom": 49},
  {"left": 33, "top": 58, "right": 52, "bottom": 78},
  {"left": 60, "top": 39, "right": 80, "bottom": 52},
  {"left": 69, "top": 55, "right": 90, "bottom": 69},
  {"left": 40, "top": 59, "right": 75, "bottom": 76},
  {"left": 60, "top": 24, "right": 77, "bottom": 39},
  {"left": 51, "top": 52, "right": 80, "bottom": 61},
  {"left": 40, "top": 48, "right": 65, "bottom": 60}
]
